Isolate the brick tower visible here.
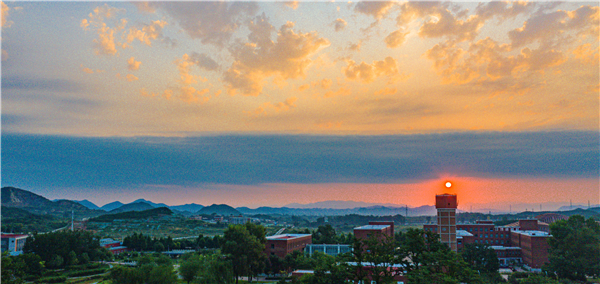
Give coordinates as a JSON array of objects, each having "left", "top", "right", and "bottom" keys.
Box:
[{"left": 436, "top": 193, "right": 458, "bottom": 252}]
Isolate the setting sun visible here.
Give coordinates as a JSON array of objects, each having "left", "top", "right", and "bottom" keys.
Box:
[{"left": 445, "top": 182, "right": 452, "bottom": 188}]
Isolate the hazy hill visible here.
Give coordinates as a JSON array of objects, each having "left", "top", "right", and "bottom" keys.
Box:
[
  {"left": 236, "top": 205, "right": 437, "bottom": 216},
  {"left": 109, "top": 202, "right": 155, "bottom": 213},
  {"left": 284, "top": 200, "right": 403, "bottom": 209},
  {"left": 1, "top": 206, "right": 68, "bottom": 233},
  {"left": 90, "top": 207, "right": 173, "bottom": 222},
  {"left": 1, "top": 187, "right": 103, "bottom": 218},
  {"left": 198, "top": 204, "right": 240, "bottom": 215},
  {"left": 101, "top": 201, "right": 125, "bottom": 211},
  {"left": 170, "top": 203, "right": 204, "bottom": 212},
  {"left": 75, "top": 199, "right": 101, "bottom": 210},
  {"left": 131, "top": 199, "right": 169, "bottom": 208}
]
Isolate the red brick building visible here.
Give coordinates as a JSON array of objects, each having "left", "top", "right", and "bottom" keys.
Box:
[
  {"left": 435, "top": 194, "right": 458, "bottom": 252},
  {"left": 265, "top": 234, "right": 312, "bottom": 258},
  {"left": 510, "top": 230, "right": 551, "bottom": 269}
]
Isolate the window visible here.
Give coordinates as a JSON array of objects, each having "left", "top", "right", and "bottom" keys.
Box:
[{"left": 271, "top": 244, "right": 275, "bottom": 249}]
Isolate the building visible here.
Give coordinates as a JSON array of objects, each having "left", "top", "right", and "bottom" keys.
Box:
[
  {"left": 1, "top": 233, "right": 28, "bottom": 256},
  {"left": 100, "top": 238, "right": 129, "bottom": 255},
  {"left": 305, "top": 244, "right": 352, "bottom": 257},
  {"left": 424, "top": 193, "right": 553, "bottom": 270},
  {"left": 265, "top": 234, "right": 312, "bottom": 258},
  {"left": 435, "top": 194, "right": 458, "bottom": 252},
  {"left": 510, "top": 230, "right": 551, "bottom": 269},
  {"left": 354, "top": 221, "right": 394, "bottom": 242},
  {"left": 229, "top": 215, "right": 251, "bottom": 225}
]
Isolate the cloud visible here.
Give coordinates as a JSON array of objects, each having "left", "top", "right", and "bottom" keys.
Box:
[
  {"left": 1, "top": 49, "right": 7, "bottom": 61},
  {"left": 324, "top": 87, "right": 351, "bottom": 98},
  {"left": 354, "top": 1, "right": 396, "bottom": 19},
  {"left": 126, "top": 20, "right": 168, "bottom": 46},
  {"left": 81, "top": 4, "right": 126, "bottom": 56},
  {"left": 2, "top": 1, "right": 12, "bottom": 28},
  {"left": 508, "top": 5, "right": 599, "bottom": 49},
  {"left": 572, "top": 43, "right": 599, "bottom": 66},
  {"left": 344, "top": 56, "right": 399, "bottom": 83},
  {"left": 313, "top": 78, "right": 332, "bottom": 89},
  {"left": 189, "top": 52, "right": 219, "bottom": 71},
  {"left": 157, "top": 2, "right": 258, "bottom": 47},
  {"left": 81, "top": 65, "right": 94, "bottom": 74},
  {"left": 385, "top": 29, "right": 409, "bottom": 48},
  {"left": 223, "top": 17, "right": 329, "bottom": 96},
  {"left": 333, "top": 18, "right": 347, "bottom": 32},
  {"left": 132, "top": 2, "right": 157, "bottom": 14},
  {"left": 3, "top": 132, "right": 597, "bottom": 188},
  {"left": 247, "top": 97, "right": 298, "bottom": 116},
  {"left": 2, "top": 75, "right": 84, "bottom": 93},
  {"left": 127, "top": 57, "right": 141, "bottom": 71},
  {"left": 116, "top": 73, "right": 139, "bottom": 82},
  {"left": 283, "top": 1, "right": 299, "bottom": 10}
]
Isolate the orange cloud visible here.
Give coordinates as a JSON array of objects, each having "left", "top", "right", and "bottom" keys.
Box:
[
  {"left": 223, "top": 17, "right": 329, "bottom": 96},
  {"left": 1, "top": 2, "right": 10, "bottom": 28},
  {"left": 247, "top": 97, "right": 298, "bottom": 116},
  {"left": 82, "top": 4, "right": 126, "bottom": 56},
  {"left": 344, "top": 56, "right": 399, "bottom": 83},
  {"left": 132, "top": 2, "right": 157, "bottom": 14},
  {"left": 333, "top": 18, "right": 347, "bottom": 32},
  {"left": 127, "top": 57, "right": 141, "bottom": 71},
  {"left": 354, "top": 1, "right": 395, "bottom": 19},
  {"left": 385, "top": 29, "right": 409, "bottom": 48},
  {"left": 126, "top": 20, "right": 167, "bottom": 46},
  {"left": 81, "top": 65, "right": 94, "bottom": 74},
  {"left": 284, "top": 1, "right": 299, "bottom": 10}
]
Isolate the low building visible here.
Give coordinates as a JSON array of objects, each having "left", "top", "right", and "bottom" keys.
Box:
[
  {"left": 100, "top": 238, "right": 129, "bottom": 255},
  {"left": 354, "top": 221, "right": 394, "bottom": 242},
  {"left": 305, "top": 244, "right": 352, "bottom": 256},
  {"left": 490, "top": 246, "right": 522, "bottom": 267},
  {"left": 265, "top": 234, "right": 312, "bottom": 258},
  {"left": 1, "top": 233, "right": 28, "bottom": 256},
  {"left": 510, "top": 230, "right": 551, "bottom": 269},
  {"left": 229, "top": 215, "right": 251, "bottom": 225}
]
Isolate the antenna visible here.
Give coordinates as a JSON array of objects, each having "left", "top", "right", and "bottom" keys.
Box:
[{"left": 570, "top": 199, "right": 572, "bottom": 208}]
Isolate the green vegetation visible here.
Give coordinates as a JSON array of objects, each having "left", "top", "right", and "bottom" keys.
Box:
[
  {"left": 90, "top": 207, "right": 173, "bottom": 222},
  {"left": 544, "top": 215, "right": 600, "bottom": 281},
  {"left": 221, "top": 223, "right": 267, "bottom": 284},
  {"left": 1, "top": 206, "right": 69, "bottom": 233},
  {"left": 23, "top": 230, "right": 112, "bottom": 269},
  {"left": 179, "top": 253, "right": 233, "bottom": 284},
  {"left": 461, "top": 244, "right": 503, "bottom": 283}
]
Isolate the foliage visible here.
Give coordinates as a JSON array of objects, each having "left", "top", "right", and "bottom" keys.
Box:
[
  {"left": 1, "top": 206, "right": 69, "bottom": 233},
  {"left": 402, "top": 229, "right": 482, "bottom": 284},
  {"left": 221, "top": 223, "right": 267, "bottom": 284},
  {"left": 34, "top": 276, "right": 67, "bottom": 283},
  {"left": 461, "top": 244, "right": 501, "bottom": 281},
  {"left": 23, "top": 230, "right": 108, "bottom": 269},
  {"left": 180, "top": 253, "right": 234, "bottom": 284},
  {"left": 2, "top": 252, "right": 25, "bottom": 284},
  {"left": 509, "top": 273, "right": 560, "bottom": 284},
  {"left": 545, "top": 215, "right": 600, "bottom": 281},
  {"left": 90, "top": 207, "right": 173, "bottom": 222}
]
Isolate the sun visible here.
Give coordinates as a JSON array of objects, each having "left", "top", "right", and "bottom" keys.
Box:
[{"left": 445, "top": 181, "right": 452, "bottom": 188}]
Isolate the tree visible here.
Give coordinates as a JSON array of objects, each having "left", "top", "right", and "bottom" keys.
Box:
[
  {"left": 1, "top": 252, "right": 25, "bottom": 284},
  {"left": 402, "top": 228, "right": 482, "bottom": 284},
  {"left": 179, "top": 255, "right": 202, "bottom": 284},
  {"left": 545, "top": 215, "right": 600, "bottom": 281},
  {"left": 221, "top": 223, "right": 267, "bottom": 284},
  {"left": 461, "top": 244, "right": 502, "bottom": 282},
  {"left": 147, "top": 265, "right": 178, "bottom": 284},
  {"left": 312, "top": 225, "right": 337, "bottom": 244}
]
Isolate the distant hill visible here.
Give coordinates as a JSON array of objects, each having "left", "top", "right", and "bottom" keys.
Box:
[
  {"left": 284, "top": 200, "right": 403, "bottom": 209},
  {"left": 170, "top": 203, "right": 204, "bottom": 212},
  {"left": 101, "top": 201, "right": 125, "bottom": 211},
  {"left": 75, "top": 199, "right": 101, "bottom": 210},
  {"left": 198, "top": 204, "right": 240, "bottom": 215},
  {"left": 109, "top": 202, "right": 155, "bottom": 213},
  {"left": 131, "top": 199, "right": 169, "bottom": 208},
  {"left": 236, "top": 205, "right": 436, "bottom": 216},
  {"left": 1, "top": 187, "right": 104, "bottom": 218},
  {"left": 90, "top": 207, "right": 173, "bottom": 222}
]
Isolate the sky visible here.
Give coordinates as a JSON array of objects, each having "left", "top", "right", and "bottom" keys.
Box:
[{"left": 1, "top": 1, "right": 598, "bottom": 211}]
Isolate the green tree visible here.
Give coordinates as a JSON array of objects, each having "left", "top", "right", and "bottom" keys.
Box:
[
  {"left": 221, "top": 223, "right": 267, "bottom": 284},
  {"left": 461, "top": 244, "right": 502, "bottom": 282},
  {"left": 68, "top": 250, "right": 79, "bottom": 266},
  {"left": 179, "top": 255, "right": 202, "bottom": 284},
  {"left": 1, "top": 252, "right": 25, "bottom": 284},
  {"left": 312, "top": 225, "right": 337, "bottom": 244},
  {"left": 147, "top": 265, "right": 177, "bottom": 284},
  {"left": 545, "top": 215, "right": 600, "bottom": 281}
]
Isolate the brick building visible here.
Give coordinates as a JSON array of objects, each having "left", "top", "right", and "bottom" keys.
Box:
[
  {"left": 510, "top": 230, "right": 551, "bottom": 269},
  {"left": 265, "top": 234, "right": 312, "bottom": 258},
  {"left": 100, "top": 238, "right": 129, "bottom": 255},
  {"left": 354, "top": 221, "right": 394, "bottom": 241}
]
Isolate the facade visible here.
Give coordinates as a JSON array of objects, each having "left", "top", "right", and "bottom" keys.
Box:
[
  {"left": 229, "top": 215, "right": 251, "bottom": 225},
  {"left": 354, "top": 221, "right": 394, "bottom": 242},
  {"left": 510, "top": 230, "right": 551, "bottom": 269},
  {"left": 100, "top": 238, "right": 129, "bottom": 254},
  {"left": 305, "top": 244, "right": 352, "bottom": 256},
  {"left": 265, "top": 234, "right": 312, "bottom": 258},
  {"left": 435, "top": 194, "right": 458, "bottom": 252},
  {"left": 0, "top": 233, "right": 28, "bottom": 256},
  {"left": 489, "top": 246, "right": 522, "bottom": 267}
]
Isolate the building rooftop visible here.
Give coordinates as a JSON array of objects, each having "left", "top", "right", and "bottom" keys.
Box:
[
  {"left": 354, "top": 225, "right": 390, "bottom": 230},
  {"left": 513, "top": 230, "right": 551, "bottom": 237},
  {"left": 266, "top": 234, "right": 311, "bottom": 240},
  {"left": 456, "top": 230, "right": 473, "bottom": 237},
  {"left": 1, "top": 234, "right": 29, "bottom": 238},
  {"left": 490, "top": 246, "right": 521, "bottom": 250}
]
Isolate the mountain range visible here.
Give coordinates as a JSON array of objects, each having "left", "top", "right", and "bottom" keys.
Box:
[{"left": 1, "top": 187, "right": 105, "bottom": 218}]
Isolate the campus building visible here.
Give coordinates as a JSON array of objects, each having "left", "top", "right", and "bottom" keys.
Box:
[
  {"left": 265, "top": 234, "right": 312, "bottom": 258},
  {"left": 1, "top": 233, "right": 28, "bottom": 256},
  {"left": 424, "top": 194, "right": 553, "bottom": 269},
  {"left": 305, "top": 244, "right": 352, "bottom": 257},
  {"left": 354, "top": 221, "right": 394, "bottom": 241},
  {"left": 100, "top": 238, "right": 129, "bottom": 254}
]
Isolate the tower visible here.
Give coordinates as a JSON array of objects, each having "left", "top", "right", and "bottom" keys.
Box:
[{"left": 436, "top": 193, "right": 458, "bottom": 252}]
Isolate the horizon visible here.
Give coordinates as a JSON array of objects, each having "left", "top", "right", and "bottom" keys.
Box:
[{"left": 1, "top": 2, "right": 598, "bottom": 211}]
